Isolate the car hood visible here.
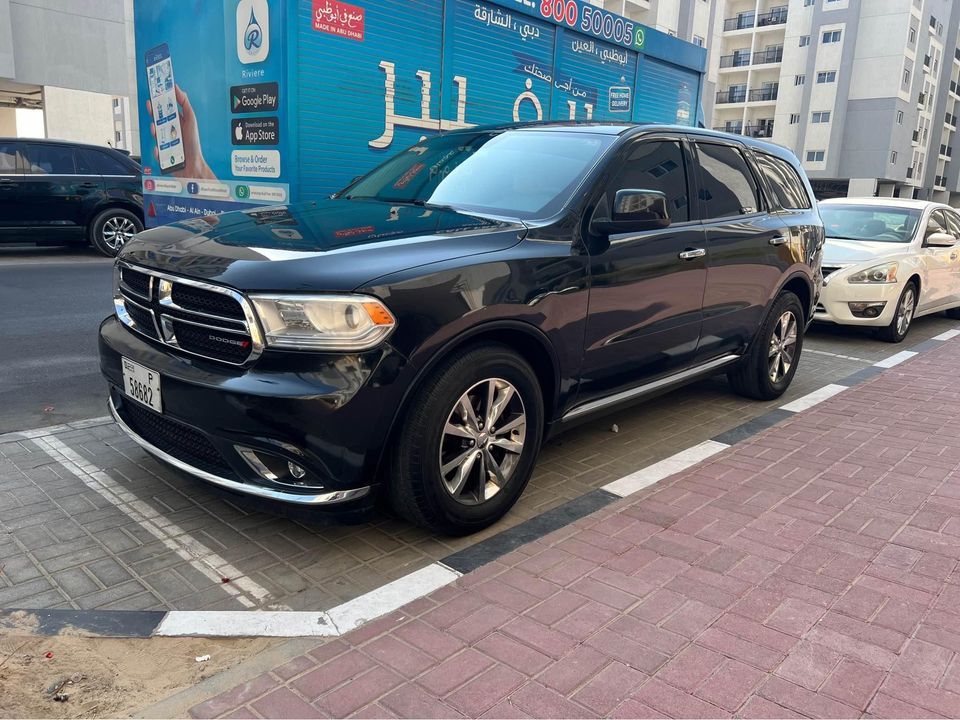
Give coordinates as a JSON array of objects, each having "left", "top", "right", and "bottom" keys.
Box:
[
  {"left": 822, "top": 237, "right": 910, "bottom": 267},
  {"left": 119, "top": 199, "right": 526, "bottom": 292}
]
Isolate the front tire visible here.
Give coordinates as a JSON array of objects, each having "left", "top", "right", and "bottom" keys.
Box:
[
  {"left": 728, "top": 291, "right": 804, "bottom": 401},
  {"left": 89, "top": 208, "right": 143, "bottom": 257},
  {"left": 878, "top": 281, "right": 917, "bottom": 343},
  {"left": 389, "top": 343, "right": 544, "bottom": 535}
]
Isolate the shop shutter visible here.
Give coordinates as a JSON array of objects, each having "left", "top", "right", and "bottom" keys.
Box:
[
  {"left": 551, "top": 29, "right": 639, "bottom": 123},
  {"left": 633, "top": 56, "right": 701, "bottom": 126}
]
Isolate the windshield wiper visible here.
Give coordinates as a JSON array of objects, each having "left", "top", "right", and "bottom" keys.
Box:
[{"left": 343, "top": 196, "right": 459, "bottom": 212}]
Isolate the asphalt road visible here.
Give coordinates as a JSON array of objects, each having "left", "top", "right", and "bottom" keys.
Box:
[{"left": 0, "top": 246, "right": 114, "bottom": 433}]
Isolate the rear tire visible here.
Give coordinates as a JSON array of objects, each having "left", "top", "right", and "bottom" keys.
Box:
[
  {"left": 89, "top": 208, "right": 142, "bottom": 257},
  {"left": 878, "top": 281, "right": 917, "bottom": 343},
  {"left": 389, "top": 343, "right": 544, "bottom": 535},
  {"left": 728, "top": 291, "right": 804, "bottom": 401}
]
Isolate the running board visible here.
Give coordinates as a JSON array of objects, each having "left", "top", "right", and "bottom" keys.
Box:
[{"left": 561, "top": 354, "right": 741, "bottom": 422}]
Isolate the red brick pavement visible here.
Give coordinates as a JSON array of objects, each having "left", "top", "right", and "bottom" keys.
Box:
[{"left": 189, "top": 341, "right": 960, "bottom": 719}]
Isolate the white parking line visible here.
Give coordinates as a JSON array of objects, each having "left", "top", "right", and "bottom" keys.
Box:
[
  {"left": 934, "top": 329, "right": 960, "bottom": 341},
  {"left": 803, "top": 348, "right": 872, "bottom": 363},
  {"left": 155, "top": 563, "right": 461, "bottom": 637},
  {"left": 874, "top": 350, "right": 918, "bottom": 368},
  {"left": 779, "top": 384, "right": 847, "bottom": 413},
  {"left": 34, "top": 435, "right": 272, "bottom": 609},
  {"left": 602, "top": 440, "right": 730, "bottom": 498},
  {"left": 0, "top": 415, "right": 112, "bottom": 444}
]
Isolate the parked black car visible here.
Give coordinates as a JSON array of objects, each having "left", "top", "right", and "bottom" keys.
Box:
[
  {"left": 100, "top": 123, "right": 823, "bottom": 534},
  {"left": 0, "top": 138, "right": 143, "bottom": 256}
]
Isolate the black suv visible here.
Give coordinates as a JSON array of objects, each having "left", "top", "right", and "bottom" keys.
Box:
[
  {"left": 100, "top": 123, "right": 823, "bottom": 534},
  {"left": 0, "top": 138, "right": 143, "bottom": 257}
]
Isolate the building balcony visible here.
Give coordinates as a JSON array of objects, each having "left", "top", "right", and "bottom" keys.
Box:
[
  {"left": 722, "top": 8, "right": 787, "bottom": 32},
  {"left": 719, "top": 48, "right": 783, "bottom": 69},
  {"left": 717, "top": 87, "right": 779, "bottom": 104},
  {"left": 713, "top": 122, "right": 775, "bottom": 138}
]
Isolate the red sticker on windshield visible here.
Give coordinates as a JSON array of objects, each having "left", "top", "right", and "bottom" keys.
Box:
[{"left": 392, "top": 162, "right": 425, "bottom": 190}]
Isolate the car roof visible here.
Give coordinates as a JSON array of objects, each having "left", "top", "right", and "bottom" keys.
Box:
[
  {"left": 819, "top": 197, "right": 944, "bottom": 210},
  {"left": 0, "top": 136, "right": 125, "bottom": 153},
  {"left": 442, "top": 121, "right": 802, "bottom": 163}
]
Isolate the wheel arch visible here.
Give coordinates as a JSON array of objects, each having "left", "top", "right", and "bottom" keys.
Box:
[
  {"left": 779, "top": 272, "right": 814, "bottom": 323},
  {"left": 87, "top": 200, "right": 145, "bottom": 229},
  {"left": 372, "top": 320, "right": 561, "bottom": 480}
]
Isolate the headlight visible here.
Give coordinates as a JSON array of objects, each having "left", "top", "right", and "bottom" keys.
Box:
[
  {"left": 249, "top": 294, "right": 396, "bottom": 350},
  {"left": 847, "top": 262, "right": 899, "bottom": 284}
]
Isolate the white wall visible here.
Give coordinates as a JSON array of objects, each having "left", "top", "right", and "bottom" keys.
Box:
[{"left": 42, "top": 85, "right": 115, "bottom": 147}]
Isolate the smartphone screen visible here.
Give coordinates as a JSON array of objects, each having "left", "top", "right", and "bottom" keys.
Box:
[{"left": 145, "top": 43, "right": 186, "bottom": 174}]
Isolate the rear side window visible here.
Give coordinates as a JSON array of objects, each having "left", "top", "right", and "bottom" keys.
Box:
[
  {"left": 23, "top": 144, "right": 77, "bottom": 174},
  {"left": 943, "top": 209, "right": 960, "bottom": 237},
  {"left": 755, "top": 153, "right": 812, "bottom": 210},
  {"left": 606, "top": 140, "right": 690, "bottom": 223},
  {"left": 81, "top": 148, "right": 136, "bottom": 175},
  {"left": 695, "top": 142, "right": 760, "bottom": 219},
  {"left": 0, "top": 143, "right": 20, "bottom": 173}
]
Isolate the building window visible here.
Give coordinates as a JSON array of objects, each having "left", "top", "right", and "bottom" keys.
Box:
[
  {"left": 693, "top": 35, "right": 705, "bottom": 47},
  {"left": 812, "top": 111, "right": 831, "bottom": 123},
  {"left": 891, "top": 151, "right": 898, "bottom": 163},
  {"left": 930, "top": 15, "right": 937, "bottom": 28},
  {"left": 790, "top": 114, "right": 800, "bottom": 124},
  {"left": 822, "top": 30, "right": 841, "bottom": 43},
  {"left": 795, "top": 74, "right": 806, "bottom": 86},
  {"left": 909, "top": 27, "right": 916, "bottom": 44},
  {"left": 896, "top": 110, "right": 904, "bottom": 124},
  {"left": 816, "top": 71, "right": 837, "bottom": 83},
  {"left": 904, "top": 68, "right": 911, "bottom": 85},
  {"left": 799, "top": 35, "right": 810, "bottom": 47},
  {"left": 804, "top": 0, "right": 814, "bottom": 5},
  {"left": 806, "top": 150, "right": 826, "bottom": 162}
]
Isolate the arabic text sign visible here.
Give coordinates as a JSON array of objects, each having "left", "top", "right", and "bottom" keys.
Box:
[{"left": 313, "top": 0, "right": 365, "bottom": 41}]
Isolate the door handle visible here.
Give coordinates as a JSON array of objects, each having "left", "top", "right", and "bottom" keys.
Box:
[
  {"left": 78, "top": 182, "right": 99, "bottom": 188},
  {"left": 678, "top": 248, "right": 706, "bottom": 260},
  {"left": 769, "top": 235, "right": 789, "bottom": 246},
  {"left": 951, "top": 253, "right": 958, "bottom": 261}
]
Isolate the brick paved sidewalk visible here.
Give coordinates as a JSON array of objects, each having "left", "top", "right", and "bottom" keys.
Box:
[{"left": 189, "top": 340, "right": 960, "bottom": 719}]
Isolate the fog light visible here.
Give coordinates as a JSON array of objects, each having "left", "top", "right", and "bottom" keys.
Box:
[
  {"left": 848, "top": 301, "right": 886, "bottom": 318},
  {"left": 288, "top": 462, "right": 306, "bottom": 479}
]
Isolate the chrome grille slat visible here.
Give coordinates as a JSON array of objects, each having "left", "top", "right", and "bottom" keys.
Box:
[{"left": 113, "top": 261, "right": 263, "bottom": 366}]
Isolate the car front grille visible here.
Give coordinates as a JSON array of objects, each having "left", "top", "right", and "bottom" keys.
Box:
[
  {"left": 119, "top": 396, "right": 232, "bottom": 476},
  {"left": 821, "top": 266, "right": 842, "bottom": 278},
  {"left": 115, "top": 262, "right": 262, "bottom": 366}
]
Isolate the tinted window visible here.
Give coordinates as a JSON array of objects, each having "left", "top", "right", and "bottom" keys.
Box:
[
  {"left": 82, "top": 148, "right": 136, "bottom": 175},
  {"left": 944, "top": 209, "right": 960, "bottom": 237},
  {"left": 927, "top": 210, "right": 948, "bottom": 239},
  {"left": 606, "top": 140, "right": 689, "bottom": 223},
  {"left": 23, "top": 144, "right": 77, "bottom": 174},
  {"left": 0, "top": 143, "right": 20, "bottom": 173},
  {"left": 755, "top": 153, "right": 811, "bottom": 210},
  {"left": 342, "top": 130, "right": 615, "bottom": 220},
  {"left": 696, "top": 143, "right": 760, "bottom": 219}
]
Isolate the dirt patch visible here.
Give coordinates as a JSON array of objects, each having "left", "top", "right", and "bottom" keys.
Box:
[{"left": 0, "top": 632, "right": 277, "bottom": 719}]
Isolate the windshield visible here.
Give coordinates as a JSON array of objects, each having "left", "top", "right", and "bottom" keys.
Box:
[
  {"left": 340, "top": 130, "right": 614, "bottom": 220},
  {"left": 819, "top": 204, "right": 921, "bottom": 243}
]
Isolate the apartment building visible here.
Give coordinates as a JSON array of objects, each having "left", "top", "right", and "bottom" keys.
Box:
[{"left": 712, "top": 0, "right": 960, "bottom": 201}]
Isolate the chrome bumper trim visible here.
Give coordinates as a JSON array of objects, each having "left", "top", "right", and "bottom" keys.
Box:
[{"left": 109, "top": 397, "right": 370, "bottom": 506}]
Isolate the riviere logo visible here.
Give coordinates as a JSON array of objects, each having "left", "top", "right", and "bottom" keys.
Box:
[{"left": 236, "top": 0, "right": 270, "bottom": 64}]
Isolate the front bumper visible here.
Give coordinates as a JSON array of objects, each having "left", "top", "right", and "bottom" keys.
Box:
[
  {"left": 100, "top": 315, "right": 407, "bottom": 510},
  {"left": 813, "top": 279, "right": 902, "bottom": 328}
]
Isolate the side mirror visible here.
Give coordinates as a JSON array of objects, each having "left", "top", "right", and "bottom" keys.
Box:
[
  {"left": 593, "top": 189, "right": 672, "bottom": 236},
  {"left": 926, "top": 232, "right": 957, "bottom": 247}
]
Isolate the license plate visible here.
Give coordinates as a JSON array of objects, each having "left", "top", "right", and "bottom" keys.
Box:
[{"left": 122, "top": 357, "right": 162, "bottom": 413}]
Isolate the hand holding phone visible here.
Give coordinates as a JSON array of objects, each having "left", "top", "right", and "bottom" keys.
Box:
[{"left": 144, "top": 43, "right": 216, "bottom": 180}]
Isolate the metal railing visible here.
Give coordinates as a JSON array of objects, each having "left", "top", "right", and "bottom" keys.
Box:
[
  {"left": 719, "top": 48, "right": 783, "bottom": 68},
  {"left": 749, "top": 87, "right": 779, "bottom": 101},
  {"left": 722, "top": 8, "right": 787, "bottom": 31},
  {"left": 714, "top": 124, "right": 775, "bottom": 138}
]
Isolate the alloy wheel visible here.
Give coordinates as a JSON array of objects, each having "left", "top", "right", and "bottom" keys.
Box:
[
  {"left": 896, "top": 287, "right": 916, "bottom": 337},
  {"left": 768, "top": 310, "right": 798, "bottom": 383},
  {"left": 438, "top": 378, "right": 526, "bottom": 505},
  {"left": 102, "top": 215, "right": 137, "bottom": 252}
]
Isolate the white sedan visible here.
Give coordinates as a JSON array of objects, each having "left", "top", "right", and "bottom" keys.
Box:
[{"left": 814, "top": 198, "right": 960, "bottom": 342}]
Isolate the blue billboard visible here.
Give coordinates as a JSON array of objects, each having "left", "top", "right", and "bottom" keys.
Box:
[{"left": 135, "top": 0, "right": 705, "bottom": 225}]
